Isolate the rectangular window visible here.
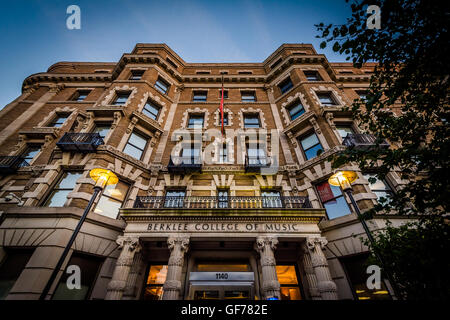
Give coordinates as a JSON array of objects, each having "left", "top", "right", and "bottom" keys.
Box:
[
  {"left": 52, "top": 253, "right": 103, "bottom": 300},
  {"left": 222, "top": 113, "right": 229, "bottom": 126},
  {"left": 129, "top": 70, "right": 144, "bottom": 80},
  {"left": 217, "top": 189, "right": 229, "bottom": 208},
  {"left": 143, "top": 265, "right": 168, "bottom": 300},
  {"left": 304, "top": 71, "right": 322, "bottom": 81},
  {"left": 356, "top": 90, "right": 368, "bottom": 101},
  {"left": 317, "top": 92, "right": 337, "bottom": 106},
  {"left": 219, "top": 90, "right": 228, "bottom": 99},
  {"left": 219, "top": 144, "right": 228, "bottom": 163},
  {"left": 341, "top": 254, "right": 391, "bottom": 300},
  {"left": 44, "top": 172, "right": 82, "bottom": 207},
  {"left": 363, "top": 173, "right": 393, "bottom": 203},
  {"left": 112, "top": 92, "right": 130, "bottom": 106},
  {"left": 287, "top": 101, "right": 305, "bottom": 120},
  {"left": 21, "top": 145, "right": 40, "bottom": 165},
  {"left": 123, "top": 132, "right": 148, "bottom": 160},
  {"left": 142, "top": 101, "right": 160, "bottom": 120},
  {"left": 238, "top": 71, "right": 253, "bottom": 75},
  {"left": 276, "top": 265, "right": 302, "bottom": 300},
  {"left": 241, "top": 91, "right": 256, "bottom": 102},
  {"left": 49, "top": 114, "right": 69, "bottom": 127},
  {"left": 181, "top": 147, "right": 201, "bottom": 164},
  {"left": 155, "top": 78, "right": 170, "bottom": 94},
  {"left": 93, "top": 123, "right": 111, "bottom": 139},
  {"left": 316, "top": 181, "right": 351, "bottom": 219},
  {"left": 72, "top": 90, "right": 91, "bottom": 102},
  {"left": 193, "top": 91, "right": 207, "bottom": 102},
  {"left": 278, "top": 77, "right": 294, "bottom": 94},
  {"left": 196, "top": 71, "right": 210, "bottom": 75},
  {"left": 94, "top": 180, "right": 129, "bottom": 219},
  {"left": 336, "top": 125, "right": 354, "bottom": 139},
  {"left": 300, "top": 133, "right": 324, "bottom": 160},
  {"left": 261, "top": 190, "right": 282, "bottom": 208},
  {"left": 0, "top": 248, "right": 34, "bottom": 300},
  {"left": 247, "top": 146, "right": 267, "bottom": 165},
  {"left": 164, "top": 190, "right": 186, "bottom": 208},
  {"left": 244, "top": 114, "right": 260, "bottom": 128},
  {"left": 188, "top": 115, "right": 204, "bottom": 129}
]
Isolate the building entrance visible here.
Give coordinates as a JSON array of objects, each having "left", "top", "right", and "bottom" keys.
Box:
[
  {"left": 188, "top": 262, "right": 255, "bottom": 300},
  {"left": 188, "top": 272, "right": 255, "bottom": 300}
]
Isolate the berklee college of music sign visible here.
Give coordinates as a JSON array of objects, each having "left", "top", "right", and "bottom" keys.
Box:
[{"left": 147, "top": 222, "right": 305, "bottom": 233}]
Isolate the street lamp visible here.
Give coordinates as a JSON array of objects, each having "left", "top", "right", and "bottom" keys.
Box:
[
  {"left": 39, "top": 168, "right": 118, "bottom": 300},
  {"left": 328, "top": 170, "right": 399, "bottom": 299}
]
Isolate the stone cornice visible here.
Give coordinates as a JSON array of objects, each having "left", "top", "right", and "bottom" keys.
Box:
[{"left": 120, "top": 209, "right": 326, "bottom": 223}]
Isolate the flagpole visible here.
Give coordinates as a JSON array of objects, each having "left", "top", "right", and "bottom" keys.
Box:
[{"left": 220, "top": 74, "right": 224, "bottom": 136}]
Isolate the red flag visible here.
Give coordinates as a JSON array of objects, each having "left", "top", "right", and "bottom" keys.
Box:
[{"left": 220, "top": 75, "right": 224, "bottom": 135}]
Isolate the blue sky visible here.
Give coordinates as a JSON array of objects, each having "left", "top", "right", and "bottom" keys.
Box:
[{"left": 0, "top": 0, "right": 352, "bottom": 109}]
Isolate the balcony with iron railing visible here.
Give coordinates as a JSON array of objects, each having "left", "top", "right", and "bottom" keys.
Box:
[
  {"left": 0, "top": 156, "right": 29, "bottom": 175},
  {"left": 133, "top": 196, "right": 312, "bottom": 209},
  {"left": 343, "top": 133, "right": 389, "bottom": 149},
  {"left": 56, "top": 132, "right": 104, "bottom": 153},
  {"left": 167, "top": 156, "right": 202, "bottom": 174}
]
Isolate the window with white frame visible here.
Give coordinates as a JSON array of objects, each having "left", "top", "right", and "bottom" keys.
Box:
[
  {"left": 299, "top": 132, "right": 324, "bottom": 160},
  {"left": 94, "top": 180, "right": 129, "bottom": 219},
  {"left": 123, "top": 131, "right": 148, "bottom": 160},
  {"left": 155, "top": 77, "right": 170, "bottom": 94},
  {"left": 188, "top": 114, "right": 204, "bottom": 129},
  {"left": 363, "top": 173, "right": 394, "bottom": 203},
  {"left": 142, "top": 100, "right": 160, "bottom": 120}
]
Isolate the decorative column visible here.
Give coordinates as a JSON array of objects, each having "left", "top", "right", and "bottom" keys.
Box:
[
  {"left": 255, "top": 237, "right": 281, "bottom": 300},
  {"left": 302, "top": 245, "right": 322, "bottom": 300},
  {"left": 105, "top": 236, "right": 141, "bottom": 300},
  {"left": 162, "top": 237, "right": 189, "bottom": 300},
  {"left": 123, "top": 251, "right": 144, "bottom": 300},
  {"left": 306, "top": 237, "right": 338, "bottom": 300}
]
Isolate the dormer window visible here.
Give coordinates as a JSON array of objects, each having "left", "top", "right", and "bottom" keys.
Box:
[
  {"left": 112, "top": 92, "right": 130, "bottom": 106},
  {"left": 155, "top": 77, "right": 170, "bottom": 94},
  {"left": 241, "top": 91, "right": 256, "bottom": 102},
  {"left": 193, "top": 91, "right": 207, "bottom": 102},
  {"left": 129, "top": 70, "right": 144, "bottom": 80}
]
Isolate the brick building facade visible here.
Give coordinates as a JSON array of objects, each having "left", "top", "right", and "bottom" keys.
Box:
[{"left": 0, "top": 44, "right": 410, "bottom": 300}]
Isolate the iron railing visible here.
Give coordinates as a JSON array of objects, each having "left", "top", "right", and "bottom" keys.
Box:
[
  {"left": 56, "top": 133, "right": 104, "bottom": 152},
  {"left": 343, "top": 133, "right": 389, "bottom": 149},
  {"left": 134, "top": 196, "right": 312, "bottom": 209},
  {"left": 0, "top": 156, "right": 29, "bottom": 174},
  {"left": 167, "top": 156, "right": 202, "bottom": 174}
]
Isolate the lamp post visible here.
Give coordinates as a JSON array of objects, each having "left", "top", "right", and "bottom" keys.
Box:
[
  {"left": 39, "top": 168, "right": 118, "bottom": 300},
  {"left": 328, "top": 170, "right": 400, "bottom": 299}
]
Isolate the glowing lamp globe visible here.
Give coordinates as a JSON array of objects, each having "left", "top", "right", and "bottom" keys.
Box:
[
  {"left": 89, "top": 168, "right": 118, "bottom": 189},
  {"left": 328, "top": 170, "right": 358, "bottom": 191}
]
